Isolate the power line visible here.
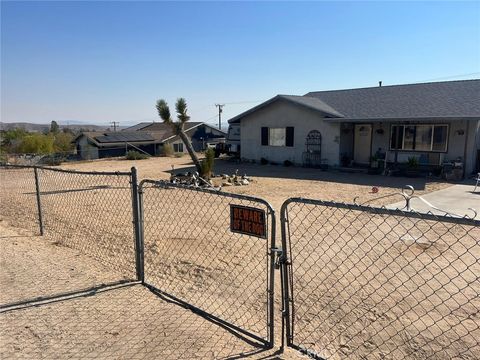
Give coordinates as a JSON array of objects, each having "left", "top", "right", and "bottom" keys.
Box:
[
  {"left": 411, "top": 72, "right": 480, "bottom": 84},
  {"left": 110, "top": 121, "right": 119, "bottom": 132},
  {"left": 215, "top": 104, "right": 225, "bottom": 130}
]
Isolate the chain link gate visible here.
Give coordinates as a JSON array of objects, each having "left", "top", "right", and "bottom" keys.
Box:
[
  {"left": 281, "top": 197, "right": 480, "bottom": 359},
  {"left": 138, "top": 180, "right": 276, "bottom": 348}
]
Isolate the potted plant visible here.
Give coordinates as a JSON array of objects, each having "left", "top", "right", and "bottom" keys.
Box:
[{"left": 406, "top": 156, "right": 420, "bottom": 177}]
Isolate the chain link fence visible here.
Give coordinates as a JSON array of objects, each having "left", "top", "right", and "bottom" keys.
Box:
[
  {"left": 36, "top": 167, "right": 137, "bottom": 277},
  {"left": 139, "top": 180, "right": 276, "bottom": 347},
  {"left": 281, "top": 198, "right": 480, "bottom": 359},
  {"left": 3, "top": 162, "right": 479, "bottom": 358},
  {"left": 0, "top": 164, "right": 138, "bottom": 305},
  {"left": 0, "top": 165, "right": 41, "bottom": 235}
]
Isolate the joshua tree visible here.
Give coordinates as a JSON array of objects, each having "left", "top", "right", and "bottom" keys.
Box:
[{"left": 156, "top": 98, "right": 202, "bottom": 174}]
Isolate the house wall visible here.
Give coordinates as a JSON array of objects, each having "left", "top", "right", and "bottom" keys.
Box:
[
  {"left": 240, "top": 100, "right": 341, "bottom": 166},
  {"left": 76, "top": 136, "right": 99, "bottom": 160},
  {"left": 166, "top": 138, "right": 188, "bottom": 153}
]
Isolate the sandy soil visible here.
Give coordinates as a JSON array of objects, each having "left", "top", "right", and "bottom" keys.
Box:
[
  {"left": 0, "top": 223, "right": 304, "bottom": 360},
  {"left": 1, "top": 157, "right": 472, "bottom": 359},
  {"left": 284, "top": 202, "right": 480, "bottom": 359},
  {"left": 58, "top": 155, "right": 452, "bottom": 211}
]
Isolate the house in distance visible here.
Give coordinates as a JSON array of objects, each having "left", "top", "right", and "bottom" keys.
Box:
[{"left": 74, "top": 122, "right": 226, "bottom": 160}]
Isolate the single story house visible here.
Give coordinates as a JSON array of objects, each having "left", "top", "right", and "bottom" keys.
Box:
[
  {"left": 74, "top": 122, "right": 226, "bottom": 160},
  {"left": 228, "top": 79, "right": 480, "bottom": 176}
]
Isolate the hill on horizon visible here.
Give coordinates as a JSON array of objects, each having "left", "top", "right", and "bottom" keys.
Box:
[{"left": 0, "top": 122, "right": 113, "bottom": 132}]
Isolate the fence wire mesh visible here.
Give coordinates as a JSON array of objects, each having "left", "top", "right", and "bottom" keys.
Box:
[
  {"left": 36, "top": 167, "right": 136, "bottom": 278},
  {"left": 0, "top": 234, "right": 272, "bottom": 360},
  {"left": 0, "top": 165, "right": 137, "bottom": 306},
  {"left": 0, "top": 165, "right": 40, "bottom": 235},
  {"left": 140, "top": 180, "right": 275, "bottom": 346},
  {"left": 282, "top": 199, "right": 480, "bottom": 359}
]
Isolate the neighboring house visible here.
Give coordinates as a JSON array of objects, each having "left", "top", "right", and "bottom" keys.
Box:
[
  {"left": 74, "top": 122, "right": 226, "bottom": 160},
  {"left": 228, "top": 79, "right": 480, "bottom": 176}
]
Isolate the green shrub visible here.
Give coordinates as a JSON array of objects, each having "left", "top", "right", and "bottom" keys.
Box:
[
  {"left": 407, "top": 156, "right": 419, "bottom": 169},
  {"left": 126, "top": 150, "right": 149, "bottom": 160},
  {"left": 260, "top": 157, "right": 269, "bottom": 165},
  {"left": 200, "top": 148, "right": 215, "bottom": 179},
  {"left": 162, "top": 143, "right": 174, "bottom": 156},
  {"left": 284, "top": 160, "right": 293, "bottom": 167}
]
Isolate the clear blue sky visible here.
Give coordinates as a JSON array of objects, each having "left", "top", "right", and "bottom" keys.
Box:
[{"left": 1, "top": 1, "right": 479, "bottom": 128}]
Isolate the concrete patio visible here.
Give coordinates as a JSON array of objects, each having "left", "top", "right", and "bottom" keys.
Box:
[{"left": 389, "top": 184, "right": 480, "bottom": 220}]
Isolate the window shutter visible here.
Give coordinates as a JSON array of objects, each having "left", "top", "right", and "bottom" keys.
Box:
[
  {"left": 286, "top": 127, "right": 294, "bottom": 147},
  {"left": 261, "top": 127, "right": 268, "bottom": 146}
]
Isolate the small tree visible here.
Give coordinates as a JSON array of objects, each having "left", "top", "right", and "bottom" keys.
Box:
[
  {"left": 50, "top": 120, "right": 60, "bottom": 134},
  {"left": 53, "top": 132, "right": 74, "bottom": 153},
  {"left": 200, "top": 148, "right": 215, "bottom": 179},
  {"left": 156, "top": 98, "right": 202, "bottom": 174}
]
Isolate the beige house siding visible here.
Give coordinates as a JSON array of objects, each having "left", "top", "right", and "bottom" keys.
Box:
[{"left": 239, "top": 100, "right": 341, "bottom": 166}]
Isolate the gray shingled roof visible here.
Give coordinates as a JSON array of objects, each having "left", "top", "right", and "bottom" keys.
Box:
[
  {"left": 228, "top": 95, "right": 344, "bottom": 123},
  {"left": 123, "top": 121, "right": 205, "bottom": 132},
  {"left": 305, "top": 79, "right": 480, "bottom": 120},
  {"left": 228, "top": 79, "right": 480, "bottom": 124}
]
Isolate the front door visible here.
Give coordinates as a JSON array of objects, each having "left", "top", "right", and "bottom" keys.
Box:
[{"left": 354, "top": 124, "right": 372, "bottom": 165}]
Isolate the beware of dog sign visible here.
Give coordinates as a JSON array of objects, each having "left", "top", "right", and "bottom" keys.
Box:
[{"left": 230, "top": 205, "right": 267, "bottom": 239}]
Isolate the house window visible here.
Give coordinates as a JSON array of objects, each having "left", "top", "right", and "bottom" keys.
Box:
[
  {"left": 173, "top": 143, "right": 184, "bottom": 152},
  {"left": 390, "top": 124, "right": 448, "bottom": 152},
  {"left": 261, "top": 127, "right": 294, "bottom": 147},
  {"left": 269, "top": 128, "right": 286, "bottom": 146}
]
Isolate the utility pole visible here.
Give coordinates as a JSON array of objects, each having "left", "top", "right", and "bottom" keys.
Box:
[
  {"left": 110, "top": 121, "right": 119, "bottom": 132},
  {"left": 215, "top": 104, "right": 224, "bottom": 130}
]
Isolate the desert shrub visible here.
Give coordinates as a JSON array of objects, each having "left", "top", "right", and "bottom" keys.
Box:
[
  {"left": 162, "top": 143, "right": 174, "bottom": 156},
  {"left": 260, "top": 157, "right": 269, "bottom": 165},
  {"left": 126, "top": 150, "right": 149, "bottom": 160},
  {"left": 53, "top": 132, "right": 74, "bottom": 153},
  {"left": 284, "top": 160, "right": 293, "bottom": 167},
  {"left": 19, "top": 133, "right": 55, "bottom": 155},
  {"left": 200, "top": 148, "right": 215, "bottom": 178},
  {"left": 174, "top": 152, "right": 184, "bottom": 158}
]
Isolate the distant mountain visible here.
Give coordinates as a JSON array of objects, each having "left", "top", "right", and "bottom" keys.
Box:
[{"left": 0, "top": 122, "right": 112, "bottom": 132}]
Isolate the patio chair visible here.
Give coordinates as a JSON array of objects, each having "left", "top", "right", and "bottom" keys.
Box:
[{"left": 474, "top": 173, "right": 480, "bottom": 192}]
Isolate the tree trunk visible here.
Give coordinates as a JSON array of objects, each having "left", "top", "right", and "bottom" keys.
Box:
[{"left": 178, "top": 130, "right": 203, "bottom": 174}]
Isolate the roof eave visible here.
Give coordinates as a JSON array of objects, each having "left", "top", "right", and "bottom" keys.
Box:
[
  {"left": 324, "top": 116, "right": 480, "bottom": 123},
  {"left": 227, "top": 95, "right": 344, "bottom": 124}
]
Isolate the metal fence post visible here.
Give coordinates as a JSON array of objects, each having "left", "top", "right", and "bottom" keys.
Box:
[
  {"left": 131, "top": 167, "right": 144, "bottom": 282},
  {"left": 33, "top": 167, "right": 44, "bottom": 236}
]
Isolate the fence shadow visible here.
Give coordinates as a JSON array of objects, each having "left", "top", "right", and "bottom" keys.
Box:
[{"left": 0, "top": 283, "right": 273, "bottom": 359}]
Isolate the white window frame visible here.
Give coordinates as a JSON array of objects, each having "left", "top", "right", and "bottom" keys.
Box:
[
  {"left": 389, "top": 124, "right": 449, "bottom": 152},
  {"left": 173, "top": 143, "right": 184, "bottom": 153},
  {"left": 268, "top": 128, "right": 286, "bottom": 147}
]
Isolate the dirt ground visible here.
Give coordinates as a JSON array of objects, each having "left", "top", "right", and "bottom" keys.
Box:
[
  {"left": 1, "top": 156, "right": 473, "bottom": 360},
  {"left": 58, "top": 155, "right": 452, "bottom": 211},
  {"left": 0, "top": 222, "right": 305, "bottom": 360}
]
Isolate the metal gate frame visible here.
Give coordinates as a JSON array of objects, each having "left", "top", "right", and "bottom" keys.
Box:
[
  {"left": 136, "top": 179, "right": 277, "bottom": 348},
  {"left": 280, "top": 196, "right": 480, "bottom": 359}
]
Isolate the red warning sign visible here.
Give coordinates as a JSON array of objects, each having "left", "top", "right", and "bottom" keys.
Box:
[{"left": 230, "top": 205, "right": 267, "bottom": 239}]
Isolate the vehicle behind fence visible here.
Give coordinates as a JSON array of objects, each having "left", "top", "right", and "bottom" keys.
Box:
[{"left": 281, "top": 198, "right": 480, "bottom": 359}]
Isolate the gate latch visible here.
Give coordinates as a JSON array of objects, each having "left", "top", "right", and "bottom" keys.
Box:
[{"left": 271, "top": 247, "right": 284, "bottom": 269}]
